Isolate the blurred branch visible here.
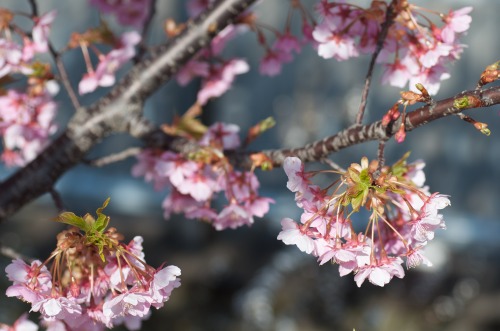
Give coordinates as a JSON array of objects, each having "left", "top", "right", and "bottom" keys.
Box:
[
  {"left": 49, "top": 43, "right": 82, "bottom": 109},
  {"left": 0, "top": 242, "right": 33, "bottom": 262},
  {"left": 89, "top": 147, "right": 142, "bottom": 167}
]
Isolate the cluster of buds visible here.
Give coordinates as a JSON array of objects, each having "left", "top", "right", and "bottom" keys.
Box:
[
  {"left": 133, "top": 115, "right": 273, "bottom": 231},
  {"left": 278, "top": 153, "right": 450, "bottom": 287},
  {"left": 5, "top": 199, "right": 180, "bottom": 330}
]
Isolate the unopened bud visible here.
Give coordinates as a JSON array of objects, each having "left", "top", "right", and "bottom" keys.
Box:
[
  {"left": 395, "top": 123, "right": 406, "bottom": 143},
  {"left": 415, "top": 83, "right": 430, "bottom": 99},
  {"left": 474, "top": 122, "right": 491, "bottom": 136},
  {"left": 453, "top": 95, "right": 482, "bottom": 109}
]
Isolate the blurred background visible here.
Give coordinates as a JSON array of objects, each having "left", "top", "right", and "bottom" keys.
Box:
[{"left": 1, "top": 0, "right": 500, "bottom": 330}]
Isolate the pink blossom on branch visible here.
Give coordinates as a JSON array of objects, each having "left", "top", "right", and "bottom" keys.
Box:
[
  {"left": 311, "top": 3, "right": 472, "bottom": 94},
  {"left": 133, "top": 122, "right": 273, "bottom": 231},
  {"left": 89, "top": 0, "right": 151, "bottom": 27},
  {"left": 278, "top": 155, "right": 450, "bottom": 287},
  {"left": 197, "top": 59, "right": 249, "bottom": 105},
  {"left": 0, "top": 90, "right": 57, "bottom": 166},
  {"left": 79, "top": 31, "right": 141, "bottom": 94}
]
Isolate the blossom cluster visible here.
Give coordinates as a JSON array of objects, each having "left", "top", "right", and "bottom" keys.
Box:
[
  {"left": 178, "top": 1, "right": 472, "bottom": 102},
  {"left": 133, "top": 122, "right": 273, "bottom": 230},
  {"left": 5, "top": 200, "right": 180, "bottom": 330},
  {"left": 0, "top": 9, "right": 59, "bottom": 166},
  {"left": 312, "top": 0, "right": 472, "bottom": 94},
  {"left": 174, "top": 0, "right": 251, "bottom": 105},
  {"left": 278, "top": 154, "right": 450, "bottom": 287}
]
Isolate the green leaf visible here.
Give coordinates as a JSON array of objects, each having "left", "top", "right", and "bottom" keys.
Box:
[
  {"left": 351, "top": 193, "right": 364, "bottom": 212},
  {"left": 94, "top": 198, "right": 111, "bottom": 233},
  {"left": 56, "top": 212, "right": 89, "bottom": 231}
]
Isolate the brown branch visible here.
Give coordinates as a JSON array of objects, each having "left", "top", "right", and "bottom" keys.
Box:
[
  {"left": 49, "top": 43, "right": 82, "bottom": 110},
  {"left": 261, "top": 86, "right": 500, "bottom": 167}
]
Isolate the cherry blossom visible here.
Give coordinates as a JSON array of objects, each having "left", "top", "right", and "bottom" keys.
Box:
[
  {"left": 0, "top": 90, "right": 57, "bottom": 166},
  {"left": 89, "top": 0, "right": 151, "bottom": 27},
  {"left": 311, "top": 2, "right": 472, "bottom": 94},
  {"left": 279, "top": 154, "right": 450, "bottom": 286},
  {"left": 354, "top": 257, "right": 405, "bottom": 287},
  {"left": 79, "top": 31, "right": 140, "bottom": 94},
  {"left": 277, "top": 218, "right": 315, "bottom": 254},
  {"left": 0, "top": 314, "right": 38, "bottom": 331},
  {"left": 32, "top": 10, "right": 57, "bottom": 53},
  {"left": 134, "top": 122, "right": 273, "bottom": 231},
  {"left": 197, "top": 59, "right": 249, "bottom": 105}
]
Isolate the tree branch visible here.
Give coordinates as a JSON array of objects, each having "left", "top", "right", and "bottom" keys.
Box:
[{"left": 355, "top": 0, "right": 397, "bottom": 125}]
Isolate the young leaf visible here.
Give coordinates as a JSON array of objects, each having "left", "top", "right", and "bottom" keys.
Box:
[{"left": 56, "top": 212, "right": 88, "bottom": 231}]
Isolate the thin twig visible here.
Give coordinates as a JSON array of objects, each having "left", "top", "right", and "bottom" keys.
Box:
[
  {"left": 29, "top": 0, "right": 80, "bottom": 109},
  {"left": 321, "top": 158, "right": 346, "bottom": 173},
  {"left": 134, "top": 0, "right": 158, "bottom": 63},
  {"left": 27, "top": 0, "right": 39, "bottom": 16},
  {"left": 89, "top": 147, "right": 142, "bottom": 167},
  {"left": 376, "top": 140, "right": 386, "bottom": 174},
  {"left": 0, "top": 242, "right": 34, "bottom": 262},
  {"left": 49, "top": 188, "right": 64, "bottom": 212},
  {"left": 355, "top": 0, "right": 398, "bottom": 125},
  {"left": 48, "top": 44, "right": 81, "bottom": 109}
]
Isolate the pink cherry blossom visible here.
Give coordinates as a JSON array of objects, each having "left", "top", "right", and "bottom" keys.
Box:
[
  {"left": 197, "top": 59, "right": 249, "bottom": 105},
  {"left": 0, "top": 39, "right": 23, "bottom": 78},
  {"left": 0, "top": 313, "right": 38, "bottom": 331},
  {"left": 150, "top": 266, "right": 181, "bottom": 308},
  {"left": 283, "top": 157, "right": 309, "bottom": 194},
  {"left": 103, "top": 291, "right": 152, "bottom": 320},
  {"left": 354, "top": 257, "right": 405, "bottom": 287},
  {"left": 199, "top": 122, "right": 241, "bottom": 150},
  {"left": 89, "top": 0, "right": 151, "bottom": 27},
  {"left": 176, "top": 60, "right": 209, "bottom": 86},
  {"left": 79, "top": 31, "right": 140, "bottom": 94},
  {"left": 277, "top": 218, "right": 315, "bottom": 254},
  {"left": 259, "top": 50, "right": 293, "bottom": 76},
  {"left": 273, "top": 32, "right": 301, "bottom": 54},
  {"left": 31, "top": 297, "right": 82, "bottom": 320},
  {"left": 312, "top": 19, "right": 359, "bottom": 61},
  {"left": 441, "top": 7, "right": 473, "bottom": 43},
  {"left": 406, "top": 247, "right": 433, "bottom": 269},
  {"left": 186, "top": 0, "right": 213, "bottom": 17},
  {"left": 381, "top": 55, "right": 419, "bottom": 88},
  {"left": 213, "top": 203, "right": 253, "bottom": 230},
  {"left": 32, "top": 10, "right": 57, "bottom": 53}
]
